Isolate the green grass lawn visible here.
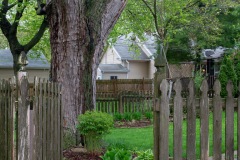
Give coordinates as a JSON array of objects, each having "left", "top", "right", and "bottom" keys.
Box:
[{"left": 104, "top": 112, "right": 238, "bottom": 158}]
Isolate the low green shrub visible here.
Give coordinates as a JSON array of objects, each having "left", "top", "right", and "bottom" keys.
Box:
[
  {"left": 123, "top": 112, "right": 133, "bottom": 121},
  {"left": 144, "top": 112, "right": 153, "bottom": 120},
  {"left": 113, "top": 112, "right": 123, "bottom": 121},
  {"left": 134, "top": 149, "right": 153, "bottom": 160},
  {"left": 101, "top": 148, "right": 132, "bottom": 160},
  {"left": 77, "top": 111, "right": 113, "bottom": 153},
  {"left": 132, "top": 112, "right": 142, "bottom": 121}
]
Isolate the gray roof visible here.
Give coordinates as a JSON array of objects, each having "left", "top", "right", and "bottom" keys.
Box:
[
  {"left": 99, "top": 64, "right": 129, "bottom": 73},
  {"left": 114, "top": 36, "right": 150, "bottom": 60},
  {"left": 0, "top": 49, "right": 50, "bottom": 69},
  {"left": 143, "top": 34, "right": 157, "bottom": 55}
]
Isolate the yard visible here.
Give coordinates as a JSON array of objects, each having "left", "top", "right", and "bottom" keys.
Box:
[{"left": 104, "top": 112, "right": 238, "bottom": 159}]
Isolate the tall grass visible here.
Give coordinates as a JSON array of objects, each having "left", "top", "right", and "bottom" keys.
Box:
[{"left": 104, "top": 112, "right": 238, "bottom": 158}]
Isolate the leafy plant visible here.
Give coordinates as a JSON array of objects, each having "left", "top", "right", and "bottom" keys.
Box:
[
  {"left": 101, "top": 148, "right": 132, "bottom": 160},
  {"left": 77, "top": 111, "right": 113, "bottom": 153},
  {"left": 132, "top": 112, "right": 142, "bottom": 121},
  {"left": 123, "top": 112, "right": 133, "bottom": 121},
  {"left": 134, "top": 149, "right": 153, "bottom": 160},
  {"left": 219, "top": 55, "right": 238, "bottom": 97},
  {"left": 194, "top": 70, "right": 204, "bottom": 94},
  {"left": 144, "top": 112, "right": 153, "bottom": 120},
  {"left": 113, "top": 112, "right": 123, "bottom": 121}
]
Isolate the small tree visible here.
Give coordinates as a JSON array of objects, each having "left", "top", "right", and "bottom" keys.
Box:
[
  {"left": 219, "top": 56, "right": 238, "bottom": 97},
  {"left": 77, "top": 111, "right": 113, "bottom": 153}
]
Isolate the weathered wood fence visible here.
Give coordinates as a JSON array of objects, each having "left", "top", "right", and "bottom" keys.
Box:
[
  {"left": 154, "top": 78, "right": 239, "bottom": 160},
  {"left": 96, "top": 79, "right": 153, "bottom": 94},
  {"left": 0, "top": 80, "right": 14, "bottom": 160},
  {"left": 96, "top": 91, "right": 153, "bottom": 114},
  {"left": 96, "top": 78, "right": 191, "bottom": 114},
  {"left": 0, "top": 77, "right": 63, "bottom": 160}
]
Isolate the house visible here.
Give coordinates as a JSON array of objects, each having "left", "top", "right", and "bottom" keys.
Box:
[
  {"left": 98, "top": 35, "right": 194, "bottom": 80},
  {"left": 0, "top": 49, "right": 50, "bottom": 82},
  {"left": 98, "top": 35, "right": 156, "bottom": 80}
]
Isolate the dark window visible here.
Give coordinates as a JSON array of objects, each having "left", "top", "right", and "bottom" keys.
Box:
[{"left": 110, "top": 76, "right": 117, "bottom": 80}]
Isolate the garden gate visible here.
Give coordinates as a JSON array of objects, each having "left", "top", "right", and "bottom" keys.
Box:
[
  {"left": 154, "top": 78, "right": 240, "bottom": 160},
  {"left": 0, "top": 77, "right": 63, "bottom": 160}
]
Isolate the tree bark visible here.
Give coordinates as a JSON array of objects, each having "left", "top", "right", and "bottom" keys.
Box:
[{"left": 47, "top": 0, "right": 126, "bottom": 143}]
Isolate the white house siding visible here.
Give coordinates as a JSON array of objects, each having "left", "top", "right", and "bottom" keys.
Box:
[
  {"left": 101, "top": 48, "right": 121, "bottom": 64},
  {"left": 102, "top": 73, "right": 127, "bottom": 79},
  {"left": 128, "top": 61, "right": 150, "bottom": 79},
  {"left": 0, "top": 69, "right": 50, "bottom": 82}
]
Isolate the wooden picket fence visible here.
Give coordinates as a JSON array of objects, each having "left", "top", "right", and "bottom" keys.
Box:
[
  {"left": 96, "top": 91, "right": 153, "bottom": 114},
  {"left": 0, "top": 77, "right": 63, "bottom": 160},
  {"left": 154, "top": 78, "right": 239, "bottom": 160},
  {"left": 0, "top": 80, "right": 14, "bottom": 160}
]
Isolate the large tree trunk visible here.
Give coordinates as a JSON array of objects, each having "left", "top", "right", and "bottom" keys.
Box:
[{"left": 47, "top": 0, "right": 126, "bottom": 144}]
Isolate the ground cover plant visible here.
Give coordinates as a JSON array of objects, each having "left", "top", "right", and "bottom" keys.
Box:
[{"left": 104, "top": 112, "right": 238, "bottom": 158}]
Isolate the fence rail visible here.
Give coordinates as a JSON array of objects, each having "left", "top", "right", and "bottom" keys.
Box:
[
  {"left": 96, "top": 79, "right": 153, "bottom": 94},
  {"left": 154, "top": 78, "right": 239, "bottom": 160}
]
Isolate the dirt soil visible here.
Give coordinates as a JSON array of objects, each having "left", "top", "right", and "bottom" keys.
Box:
[{"left": 63, "top": 119, "right": 152, "bottom": 160}]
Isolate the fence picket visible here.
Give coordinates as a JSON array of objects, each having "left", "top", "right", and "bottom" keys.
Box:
[
  {"left": 187, "top": 80, "right": 196, "bottom": 159},
  {"left": 47, "top": 82, "right": 51, "bottom": 159},
  {"left": 200, "top": 79, "right": 209, "bottom": 160},
  {"left": 159, "top": 79, "right": 169, "bottom": 159},
  {"left": 42, "top": 79, "right": 47, "bottom": 160},
  {"left": 226, "top": 81, "right": 234, "bottom": 160},
  {"left": 213, "top": 80, "right": 222, "bottom": 160},
  {"left": 59, "top": 84, "right": 63, "bottom": 160},
  {"left": 33, "top": 77, "right": 39, "bottom": 160},
  {"left": 51, "top": 83, "right": 56, "bottom": 159},
  {"left": 0, "top": 80, "right": 6, "bottom": 159},
  {"left": 4, "top": 80, "right": 8, "bottom": 160},
  {"left": 173, "top": 79, "right": 183, "bottom": 160},
  {"left": 39, "top": 79, "right": 43, "bottom": 160}
]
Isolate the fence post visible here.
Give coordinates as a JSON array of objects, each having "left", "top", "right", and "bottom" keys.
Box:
[
  {"left": 153, "top": 52, "right": 166, "bottom": 160},
  {"left": 17, "top": 51, "right": 30, "bottom": 160}
]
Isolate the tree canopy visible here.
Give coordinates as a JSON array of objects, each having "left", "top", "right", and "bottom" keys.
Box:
[{"left": 110, "top": 0, "right": 239, "bottom": 64}]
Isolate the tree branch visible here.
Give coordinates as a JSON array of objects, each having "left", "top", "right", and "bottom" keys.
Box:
[
  {"left": 0, "top": 0, "right": 12, "bottom": 38},
  {"left": 11, "top": 0, "right": 27, "bottom": 34},
  {"left": 141, "top": 0, "right": 160, "bottom": 39},
  {"left": 24, "top": 17, "right": 48, "bottom": 52},
  {"left": 7, "top": 2, "right": 18, "bottom": 10},
  {"left": 141, "top": 0, "right": 155, "bottom": 18}
]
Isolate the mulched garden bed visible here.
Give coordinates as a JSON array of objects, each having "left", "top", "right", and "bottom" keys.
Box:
[{"left": 63, "top": 119, "right": 152, "bottom": 160}]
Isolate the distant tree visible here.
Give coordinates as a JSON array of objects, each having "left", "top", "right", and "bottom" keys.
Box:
[
  {"left": 219, "top": 55, "right": 238, "bottom": 97},
  {"left": 111, "top": 0, "right": 238, "bottom": 63},
  {"left": 216, "top": 6, "right": 240, "bottom": 48}
]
